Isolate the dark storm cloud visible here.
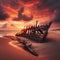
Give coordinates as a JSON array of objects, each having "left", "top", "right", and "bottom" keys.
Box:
[
  {"left": 22, "top": 15, "right": 33, "bottom": 21},
  {"left": 13, "top": 7, "right": 33, "bottom": 21},
  {"left": 0, "top": 0, "right": 20, "bottom": 9},
  {"left": 0, "top": 5, "right": 9, "bottom": 21},
  {"left": 34, "top": 0, "right": 60, "bottom": 22},
  {"left": 22, "top": 0, "right": 30, "bottom": 2},
  {"left": 34, "top": 0, "right": 56, "bottom": 11},
  {"left": 10, "top": 0, "right": 20, "bottom": 9},
  {"left": 22, "top": 0, "right": 33, "bottom": 3}
]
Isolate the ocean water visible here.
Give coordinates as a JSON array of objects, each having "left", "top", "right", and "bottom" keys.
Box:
[{"left": 0, "top": 30, "right": 20, "bottom": 37}]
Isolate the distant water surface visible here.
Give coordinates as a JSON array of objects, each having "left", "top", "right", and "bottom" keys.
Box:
[{"left": 0, "top": 30, "right": 20, "bottom": 36}]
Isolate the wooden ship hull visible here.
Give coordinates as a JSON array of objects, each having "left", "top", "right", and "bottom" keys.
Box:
[{"left": 15, "top": 21, "right": 52, "bottom": 42}]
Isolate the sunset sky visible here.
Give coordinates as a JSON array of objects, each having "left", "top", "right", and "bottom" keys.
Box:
[{"left": 0, "top": 0, "right": 60, "bottom": 28}]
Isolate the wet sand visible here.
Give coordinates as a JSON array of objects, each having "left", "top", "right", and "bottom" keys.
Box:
[{"left": 0, "top": 31, "right": 60, "bottom": 60}]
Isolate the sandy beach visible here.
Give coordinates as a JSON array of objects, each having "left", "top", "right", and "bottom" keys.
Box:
[{"left": 0, "top": 30, "right": 60, "bottom": 60}]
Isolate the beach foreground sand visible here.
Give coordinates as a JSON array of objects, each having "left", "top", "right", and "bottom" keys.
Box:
[{"left": 0, "top": 31, "right": 60, "bottom": 60}]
